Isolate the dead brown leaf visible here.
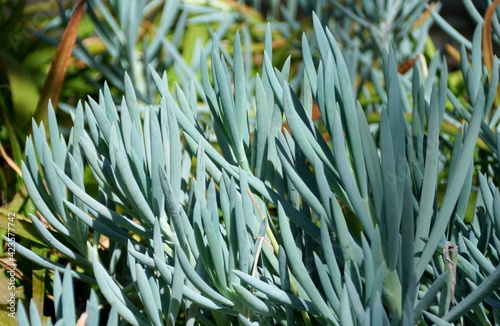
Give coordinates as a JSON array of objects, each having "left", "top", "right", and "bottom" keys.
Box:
[
  {"left": 482, "top": 0, "right": 500, "bottom": 79},
  {"left": 33, "top": 1, "right": 85, "bottom": 128}
]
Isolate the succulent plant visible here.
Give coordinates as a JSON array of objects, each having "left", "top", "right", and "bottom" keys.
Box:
[{"left": 10, "top": 1, "right": 500, "bottom": 325}]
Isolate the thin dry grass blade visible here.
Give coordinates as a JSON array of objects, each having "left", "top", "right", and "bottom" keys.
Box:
[
  {"left": 445, "top": 44, "right": 461, "bottom": 63},
  {"left": 482, "top": 0, "right": 500, "bottom": 79},
  {"left": 412, "top": 2, "right": 437, "bottom": 31}
]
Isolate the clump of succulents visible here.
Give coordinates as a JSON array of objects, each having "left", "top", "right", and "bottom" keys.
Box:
[{"left": 10, "top": 1, "right": 500, "bottom": 325}]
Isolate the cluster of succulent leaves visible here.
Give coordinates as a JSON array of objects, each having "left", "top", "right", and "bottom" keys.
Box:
[{"left": 5, "top": 0, "right": 500, "bottom": 325}]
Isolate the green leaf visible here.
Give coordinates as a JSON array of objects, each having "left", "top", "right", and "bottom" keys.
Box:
[
  {"left": 413, "top": 272, "right": 448, "bottom": 324},
  {"left": 17, "top": 300, "right": 30, "bottom": 326},
  {"left": 41, "top": 140, "right": 67, "bottom": 223},
  {"left": 230, "top": 177, "right": 250, "bottom": 274},
  {"left": 61, "top": 266, "right": 76, "bottom": 325},
  {"left": 277, "top": 141, "right": 326, "bottom": 221},
  {"left": 92, "top": 252, "right": 148, "bottom": 326},
  {"left": 302, "top": 33, "right": 317, "bottom": 94},
  {"left": 379, "top": 107, "right": 401, "bottom": 270},
  {"left": 21, "top": 161, "right": 69, "bottom": 236},
  {"left": 85, "top": 289, "right": 100, "bottom": 325},
  {"left": 233, "top": 31, "right": 249, "bottom": 148},
  {"left": 153, "top": 255, "right": 236, "bottom": 314},
  {"left": 28, "top": 299, "right": 43, "bottom": 326},
  {"left": 414, "top": 83, "right": 443, "bottom": 253},
  {"left": 415, "top": 87, "right": 484, "bottom": 281},
  {"left": 7, "top": 238, "right": 95, "bottom": 284},
  {"left": 110, "top": 125, "right": 155, "bottom": 225},
  {"left": 232, "top": 270, "right": 319, "bottom": 315},
  {"left": 313, "top": 252, "right": 340, "bottom": 315},
  {"left": 175, "top": 243, "right": 233, "bottom": 306},
  {"left": 232, "top": 283, "right": 272, "bottom": 316},
  {"left": 28, "top": 213, "right": 89, "bottom": 266},
  {"left": 278, "top": 203, "right": 338, "bottom": 325},
  {"left": 54, "top": 163, "right": 150, "bottom": 237},
  {"left": 356, "top": 104, "right": 383, "bottom": 217},
  {"left": 462, "top": 236, "right": 495, "bottom": 275},
  {"left": 167, "top": 252, "right": 184, "bottom": 326},
  {"left": 423, "top": 311, "right": 454, "bottom": 326},
  {"left": 135, "top": 263, "right": 162, "bottom": 326},
  {"left": 199, "top": 195, "right": 228, "bottom": 292},
  {"left": 339, "top": 284, "right": 355, "bottom": 326},
  {"left": 145, "top": 0, "right": 181, "bottom": 61},
  {"left": 344, "top": 274, "right": 365, "bottom": 322},
  {"left": 331, "top": 109, "right": 373, "bottom": 237}
]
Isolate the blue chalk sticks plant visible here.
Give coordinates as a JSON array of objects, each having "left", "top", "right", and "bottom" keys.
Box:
[{"left": 7, "top": 0, "right": 500, "bottom": 325}]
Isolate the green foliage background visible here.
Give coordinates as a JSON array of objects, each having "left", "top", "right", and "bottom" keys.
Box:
[{"left": 2, "top": 0, "right": 500, "bottom": 325}]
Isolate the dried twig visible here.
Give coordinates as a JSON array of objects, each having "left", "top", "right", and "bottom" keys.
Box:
[{"left": 443, "top": 241, "right": 458, "bottom": 308}]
